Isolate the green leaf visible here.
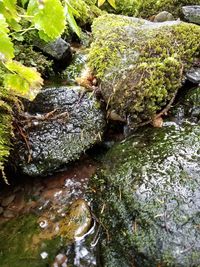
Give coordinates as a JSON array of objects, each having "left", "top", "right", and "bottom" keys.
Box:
[
  {"left": 64, "top": 2, "right": 81, "bottom": 37},
  {"left": 97, "top": 0, "right": 106, "bottom": 7},
  {"left": 27, "top": 0, "right": 66, "bottom": 41},
  {"left": 0, "top": 14, "right": 14, "bottom": 60},
  {"left": 4, "top": 61, "right": 43, "bottom": 100},
  {"left": 0, "top": 0, "right": 21, "bottom": 30},
  {"left": 107, "top": 0, "right": 116, "bottom": 9}
]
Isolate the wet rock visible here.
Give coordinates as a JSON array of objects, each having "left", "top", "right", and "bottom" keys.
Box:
[
  {"left": 153, "top": 11, "right": 174, "bottom": 22},
  {"left": 62, "top": 50, "right": 88, "bottom": 83},
  {"left": 15, "top": 86, "right": 105, "bottom": 176},
  {"left": 59, "top": 199, "right": 92, "bottom": 241},
  {"left": 172, "top": 86, "right": 200, "bottom": 124},
  {"left": 186, "top": 67, "right": 200, "bottom": 84},
  {"left": 33, "top": 38, "right": 72, "bottom": 61},
  {"left": 53, "top": 253, "right": 68, "bottom": 266},
  {"left": 1, "top": 194, "right": 15, "bottom": 207},
  {"left": 88, "top": 14, "right": 200, "bottom": 126},
  {"left": 90, "top": 123, "right": 200, "bottom": 266},
  {"left": 182, "top": 5, "right": 200, "bottom": 25}
]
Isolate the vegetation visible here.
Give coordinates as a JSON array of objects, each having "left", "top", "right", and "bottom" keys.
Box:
[{"left": 0, "top": 0, "right": 102, "bottom": 180}]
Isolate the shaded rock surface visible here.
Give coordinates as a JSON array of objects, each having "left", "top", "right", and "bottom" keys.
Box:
[
  {"left": 172, "top": 86, "right": 200, "bottom": 124},
  {"left": 186, "top": 67, "right": 200, "bottom": 84},
  {"left": 15, "top": 86, "right": 105, "bottom": 176},
  {"left": 33, "top": 37, "right": 72, "bottom": 69},
  {"left": 90, "top": 121, "right": 200, "bottom": 267},
  {"left": 182, "top": 5, "right": 200, "bottom": 25},
  {"left": 89, "top": 14, "right": 200, "bottom": 127}
]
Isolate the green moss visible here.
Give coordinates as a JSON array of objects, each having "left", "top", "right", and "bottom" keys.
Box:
[
  {"left": 14, "top": 43, "right": 54, "bottom": 77},
  {"left": 0, "top": 214, "right": 63, "bottom": 267},
  {"left": 69, "top": 0, "right": 103, "bottom": 26},
  {"left": 89, "top": 14, "right": 200, "bottom": 124}
]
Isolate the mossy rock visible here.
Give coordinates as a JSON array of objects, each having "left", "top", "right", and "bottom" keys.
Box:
[
  {"left": 102, "top": 0, "right": 200, "bottom": 18},
  {"left": 89, "top": 122, "right": 200, "bottom": 266},
  {"left": 88, "top": 14, "right": 200, "bottom": 126}
]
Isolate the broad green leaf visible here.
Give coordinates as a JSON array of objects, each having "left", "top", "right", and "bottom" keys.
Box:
[
  {"left": 0, "top": 0, "right": 21, "bottom": 30},
  {"left": 0, "top": 14, "right": 14, "bottom": 60},
  {"left": 64, "top": 2, "right": 81, "bottom": 37},
  {"left": 107, "top": 0, "right": 116, "bottom": 9},
  {"left": 27, "top": 0, "right": 66, "bottom": 41},
  {"left": 97, "top": 0, "right": 106, "bottom": 7},
  {"left": 4, "top": 61, "right": 43, "bottom": 100}
]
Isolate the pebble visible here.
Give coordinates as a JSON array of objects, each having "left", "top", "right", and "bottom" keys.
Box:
[
  {"left": 1, "top": 194, "right": 15, "bottom": 207},
  {"left": 0, "top": 207, "right": 3, "bottom": 215},
  {"left": 3, "top": 210, "right": 15, "bottom": 218}
]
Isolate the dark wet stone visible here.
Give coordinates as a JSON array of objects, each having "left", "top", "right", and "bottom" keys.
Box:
[
  {"left": 182, "top": 5, "right": 200, "bottom": 25},
  {"left": 33, "top": 37, "right": 72, "bottom": 68},
  {"left": 89, "top": 123, "right": 200, "bottom": 267},
  {"left": 186, "top": 67, "right": 200, "bottom": 84},
  {"left": 15, "top": 86, "right": 105, "bottom": 176},
  {"left": 172, "top": 86, "right": 200, "bottom": 124}
]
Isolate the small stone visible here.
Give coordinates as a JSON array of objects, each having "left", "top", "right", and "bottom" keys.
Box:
[
  {"left": 54, "top": 253, "right": 67, "bottom": 265},
  {"left": 1, "top": 194, "right": 15, "bottom": 207},
  {"left": 182, "top": 6, "right": 200, "bottom": 25},
  {"left": 3, "top": 210, "right": 15, "bottom": 218},
  {"left": 152, "top": 116, "right": 163, "bottom": 128},
  {"left": 59, "top": 199, "right": 92, "bottom": 241},
  {"left": 153, "top": 11, "right": 174, "bottom": 22},
  {"left": 186, "top": 67, "right": 200, "bottom": 84},
  {"left": 40, "top": 252, "right": 48, "bottom": 259},
  {"left": 0, "top": 207, "right": 4, "bottom": 215}
]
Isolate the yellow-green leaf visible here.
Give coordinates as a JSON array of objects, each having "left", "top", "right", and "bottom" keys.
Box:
[
  {"left": 0, "top": 14, "right": 14, "bottom": 60},
  {"left": 4, "top": 61, "right": 43, "bottom": 100},
  {"left": 97, "top": 0, "right": 106, "bottom": 7},
  {"left": 107, "top": 0, "right": 116, "bottom": 9}
]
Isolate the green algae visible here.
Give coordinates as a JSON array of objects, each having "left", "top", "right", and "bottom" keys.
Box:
[
  {"left": 0, "top": 214, "right": 63, "bottom": 267},
  {"left": 89, "top": 14, "right": 200, "bottom": 125}
]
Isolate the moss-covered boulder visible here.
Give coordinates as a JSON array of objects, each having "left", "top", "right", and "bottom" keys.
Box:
[
  {"left": 89, "top": 121, "right": 200, "bottom": 266},
  {"left": 102, "top": 0, "right": 200, "bottom": 18},
  {"left": 15, "top": 86, "right": 105, "bottom": 176},
  {"left": 89, "top": 14, "right": 200, "bottom": 127}
]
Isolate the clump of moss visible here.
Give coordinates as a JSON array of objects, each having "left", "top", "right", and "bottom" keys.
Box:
[
  {"left": 69, "top": 0, "right": 103, "bottom": 26},
  {"left": 88, "top": 14, "right": 200, "bottom": 125},
  {"left": 0, "top": 65, "right": 15, "bottom": 180},
  {"left": 14, "top": 43, "right": 54, "bottom": 77}
]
